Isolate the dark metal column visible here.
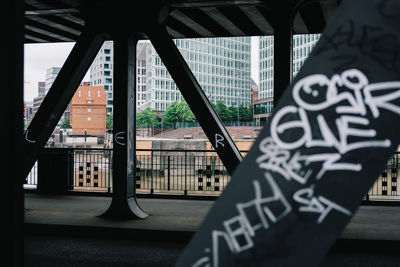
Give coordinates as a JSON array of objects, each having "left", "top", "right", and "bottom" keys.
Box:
[
  {"left": 3, "top": 0, "right": 24, "bottom": 265},
  {"left": 147, "top": 25, "right": 242, "bottom": 176},
  {"left": 272, "top": 2, "right": 294, "bottom": 104},
  {"left": 101, "top": 34, "right": 148, "bottom": 219},
  {"left": 22, "top": 28, "right": 108, "bottom": 179}
]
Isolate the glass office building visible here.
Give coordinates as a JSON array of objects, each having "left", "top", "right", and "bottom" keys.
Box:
[
  {"left": 258, "top": 34, "right": 320, "bottom": 101},
  {"left": 90, "top": 41, "right": 114, "bottom": 114},
  {"left": 144, "top": 37, "right": 252, "bottom": 112},
  {"left": 91, "top": 37, "right": 252, "bottom": 113}
]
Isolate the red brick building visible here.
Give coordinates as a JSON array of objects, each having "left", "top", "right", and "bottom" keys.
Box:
[{"left": 70, "top": 86, "right": 107, "bottom": 136}]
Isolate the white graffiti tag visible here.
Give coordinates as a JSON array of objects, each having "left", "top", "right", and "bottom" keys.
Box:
[
  {"left": 192, "top": 173, "right": 291, "bottom": 267},
  {"left": 192, "top": 69, "right": 400, "bottom": 267},
  {"left": 293, "top": 185, "right": 352, "bottom": 223},
  {"left": 256, "top": 137, "right": 312, "bottom": 184},
  {"left": 269, "top": 69, "right": 399, "bottom": 178}
]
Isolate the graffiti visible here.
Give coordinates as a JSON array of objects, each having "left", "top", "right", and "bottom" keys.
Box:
[
  {"left": 24, "top": 129, "right": 36, "bottom": 144},
  {"left": 270, "top": 69, "right": 399, "bottom": 178},
  {"left": 314, "top": 20, "right": 400, "bottom": 75},
  {"left": 191, "top": 172, "right": 290, "bottom": 267},
  {"left": 256, "top": 137, "right": 312, "bottom": 184},
  {"left": 293, "top": 186, "right": 351, "bottom": 223},
  {"left": 114, "top": 131, "right": 126, "bottom": 146},
  {"left": 190, "top": 68, "right": 400, "bottom": 266},
  {"left": 215, "top": 133, "right": 225, "bottom": 149}
]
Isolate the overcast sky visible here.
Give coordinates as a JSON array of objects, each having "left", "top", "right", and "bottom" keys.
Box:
[{"left": 23, "top": 36, "right": 259, "bottom": 102}]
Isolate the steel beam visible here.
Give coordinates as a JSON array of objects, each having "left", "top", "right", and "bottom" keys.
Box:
[
  {"left": 147, "top": 24, "right": 242, "bottom": 176},
  {"left": 101, "top": 34, "right": 148, "bottom": 219},
  {"left": 22, "top": 28, "right": 108, "bottom": 179},
  {"left": 176, "top": 1, "right": 400, "bottom": 265},
  {"left": 272, "top": 2, "right": 294, "bottom": 104},
  {"left": 3, "top": 0, "right": 24, "bottom": 265}
]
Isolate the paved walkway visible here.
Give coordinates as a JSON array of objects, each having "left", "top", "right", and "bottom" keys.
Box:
[{"left": 24, "top": 193, "right": 400, "bottom": 242}]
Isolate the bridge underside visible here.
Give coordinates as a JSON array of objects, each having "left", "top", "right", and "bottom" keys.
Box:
[{"left": 4, "top": 0, "right": 340, "bottom": 266}]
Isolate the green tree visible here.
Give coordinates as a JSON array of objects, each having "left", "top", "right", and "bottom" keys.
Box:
[
  {"left": 105, "top": 114, "right": 113, "bottom": 129},
  {"left": 213, "top": 101, "right": 230, "bottom": 122},
  {"left": 60, "top": 118, "right": 71, "bottom": 129},
  {"left": 227, "top": 105, "right": 238, "bottom": 122},
  {"left": 136, "top": 107, "right": 159, "bottom": 127},
  {"left": 163, "top": 99, "right": 195, "bottom": 127},
  {"left": 239, "top": 105, "right": 253, "bottom": 122}
]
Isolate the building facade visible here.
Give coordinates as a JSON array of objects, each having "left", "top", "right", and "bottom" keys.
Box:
[
  {"left": 89, "top": 42, "right": 114, "bottom": 114},
  {"left": 45, "top": 67, "right": 61, "bottom": 94},
  {"left": 24, "top": 102, "right": 34, "bottom": 125},
  {"left": 257, "top": 34, "right": 320, "bottom": 124},
  {"left": 137, "top": 41, "right": 148, "bottom": 110},
  {"left": 32, "top": 81, "right": 46, "bottom": 117},
  {"left": 144, "top": 37, "right": 252, "bottom": 112},
  {"left": 38, "top": 81, "right": 45, "bottom": 97},
  {"left": 70, "top": 86, "right": 107, "bottom": 136},
  {"left": 90, "top": 37, "right": 252, "bottom": 114}
]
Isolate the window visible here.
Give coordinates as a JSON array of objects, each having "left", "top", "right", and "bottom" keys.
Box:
[
  {"left": 78, "top": 90, "right": 81, "bottom": 98},
  {"left": 98, "top": 90, "right": 101, "bottom": 98},
  {"left": 88, "top": 117, "right": 91, "bottom": 121},
  {"left": 104, "top": 49, "right": 110, "bottom": 54},
  {"left": 88, "top": 90, "right": 91, "bottom": 97},
  {"left": 88, "top": 108, "right": 91, "bottom": 113},
  {"left": 105, "top": 56, "right": 111, "bottom": 62}
]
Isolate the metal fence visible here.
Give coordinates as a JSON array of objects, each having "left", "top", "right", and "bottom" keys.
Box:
[
  {"left": 367, "top": 152, "right": 400, "bottom": 201},
  {"left": 72, "top": 149, "right": 113, "bottom": 192},
  {"left": 24, "top": 149, "right": 400, "bottom": 200},
  {"left": 24, "top": 148, "right": 233, "bottom": 196},
  {"left": 24, "top": 161, "right": 38, "bottom": 190},
  {"left": 136, "top": 150, "right": 231, "bottom": 196}
]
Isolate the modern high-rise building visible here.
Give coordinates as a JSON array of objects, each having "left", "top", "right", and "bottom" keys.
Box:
[
  {"left": 137, "top": 41, "right": 149, "bottom": 110},
  {"left": 143, "top": 37, "right": 252, "bottom": 112},
  {"left": 90, "top": 41, "right": 114, "bottom": 114},
  {"left": 292, "top": 34, "right": 320, "bottom": 76},
  {"left": 257, "top": 34, "right": 320, "bottom": 125},
  {"left": 45, "top": 67, "right": 61, "bottom": 94},
  {"left": 32, "top": 81, "right": 46, "bottom": 117},
  {"left": 38, "top": 81, "right": 45, "bottom": 97},
  {"left": 259, "top": 34, "right": 320, "bottom": 100},
  {"left": 90, "top": 37, "right": 252, "bottom": 114}
]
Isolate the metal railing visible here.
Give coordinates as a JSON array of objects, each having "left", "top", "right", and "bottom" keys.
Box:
[
  {"left": 24, "top": 162, "right": 38, "bottom": 190},
  {"left": 71, "top": 149, "right": 113, "bottom": 192},
  {"left": 24, "top": 148, "right": 235, "bottom": 196},
  {"left": 367, "top": 152, "right": 400, "bottom": 201},
  {"left": 24, "top": 149, "right": 400, "bottom": 200},
  {"left": 136, "top": 149, "right": 231, "bottom": 196}
]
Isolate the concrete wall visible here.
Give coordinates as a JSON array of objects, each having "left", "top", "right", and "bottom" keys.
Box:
[{"left": 136, "top": 138, "right": 254, "bottom": 158}]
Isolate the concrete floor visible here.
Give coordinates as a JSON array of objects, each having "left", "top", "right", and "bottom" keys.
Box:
[{"left": 24, "top": 193, "right": 400, "bottom": 266}]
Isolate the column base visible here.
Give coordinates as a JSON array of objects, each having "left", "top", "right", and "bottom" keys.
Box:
[{"left": 100, "top": 197, "right": 149, "bottom": 219}]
